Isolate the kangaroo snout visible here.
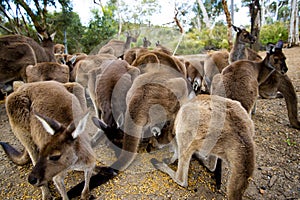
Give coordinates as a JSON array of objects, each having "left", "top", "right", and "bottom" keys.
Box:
[{"left": 28, "top": 174, "right": 39, "bottom": 186}]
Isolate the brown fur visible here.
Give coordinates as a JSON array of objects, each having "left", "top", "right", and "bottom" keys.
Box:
[
  {"left": 89, "top": 60, "right": 140, "bottom": 150},
  {"left": 26, "top": 62, "right": 69, "bottom": 83},
  {"left": 0, "top": 32, "right": 56, "bottom": 84},
  {"left": 259, "top": 71, "right": 300, "bottom": 129},
  {"left": 72, "top": 54, "right": 117, "bottom": 87},
  {"left": 108, "top": 52, "right": 193, "bottom": 171},
  {"left": 1, "top": 81, "right": 94, "bottom": 200},
  {"left": 54, "top": 43, "right": 65, "bottom": 54},
  {"left": 131, "top": 50, "right": 187, "bottom": 77},
  {"left": 229, "top": 25, "right": 262, "bottom": 63},
  {"left": 204, "top": 27, "right": 261, "bottom": 92},
  {"left": 0, "top": 42, "right": 37, "bottom": 83},
  {"left": 142, "top": 37, "right": 151, "bottom": 48},
  {"left": 203, "top": 51, "right": 229, "bottom": 91},
  {"left": 211, "top": 44, "right": 288, "bottom": 115},
  {"left": 177, "top": 55, "right": 205, "bottom": 94},
  {"left": 98, "top": 32, "right": 139, "bottom": 58},
  {"left": 54, "top": 53, "right": 68, "bottom": 64},
  {"left": 94, "top": 60, "right": 139, "bottom": 123},
  {"left": 123, "top": 47, "right": 149, "bottom": 65},
  {"left": 154, "top": 41, "right": 173, "bottom": 55},
  {"left": 152, "top": 94, "right": 255, "bottom": 200}
]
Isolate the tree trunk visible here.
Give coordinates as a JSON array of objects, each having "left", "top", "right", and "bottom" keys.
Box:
[
  {"left": 288, "top": 0, "right": 299, "bottom": 47},
  {"left": 196, "top": 0, "right": 211, "bottom": 28},
  {"left": 250, "top": 0, "right": 261, "bottom": 51},
  {"left": 222, "top": 0, "right": 233, "bottom": 49},
  {"left": 261, "top": 0, "right": 265, "bottom": 25},
  {"left": 116, "top": 0, "right": 122, "bottom": 39}
]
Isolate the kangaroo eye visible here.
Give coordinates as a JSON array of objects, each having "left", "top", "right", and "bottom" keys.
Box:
[{"left": 49, "top": 155, "right": 61, "bottom": 161}]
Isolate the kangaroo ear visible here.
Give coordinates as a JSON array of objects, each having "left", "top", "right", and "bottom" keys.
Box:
[
  {"left": 116, "top": 113, "right": 124, "bottom": 129},
  {"left": 37, "top": 33, "right": 44, "bottom": 42},
  {"left": 92, "top": 116, "right": 108, "bottom": 131},
  {"left": 34, "top": 112, "right": 62, "bottom": 135},
  {"left": 50, "top": 32, "right": 56, "bottom": 41},
  {"left": 266, "top": 43, "right": 276, "bottom": 54},
  {"left": 232, "top": 24, "right": 240, "bottom": 32},
  {"left": 69, "top": 55, "right": 77, "bottom": 65},
  {"left": 275, "top": 40, "right": 283, "bottom": 49},
  {"left": 71, "top": 112, "right": 89, "bottom": 139}
]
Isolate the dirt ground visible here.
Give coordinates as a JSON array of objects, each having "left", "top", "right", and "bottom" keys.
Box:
[{"left": 0, "top": 47, "right": 299, "bottom": 200}]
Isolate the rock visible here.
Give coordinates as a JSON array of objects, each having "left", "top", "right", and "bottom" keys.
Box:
[{"left": 268, "top": 175, "right": 278, "bottom": 187}]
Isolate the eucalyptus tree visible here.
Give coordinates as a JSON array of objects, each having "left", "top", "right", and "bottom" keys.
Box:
[
  {"left": 48, "top": 11, "right": 85, "bottom": 54},
  {"left": 288, "top": 0, "right": 299, "bottom": 46},
  {"left": 0, "top": 0, "right": 72, "bottom": 36}
]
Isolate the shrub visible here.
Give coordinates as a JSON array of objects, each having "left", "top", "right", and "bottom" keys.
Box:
[
  {"left": 176, "top": 24, "right": 229, "bottom": 54},
  {"left": 260, "top": 22, "right": 289, "bottom": 46}
]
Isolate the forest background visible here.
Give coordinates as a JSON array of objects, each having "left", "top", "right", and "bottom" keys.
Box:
[{"left": 0, "top": 0, "right": 299, "bottom": 55}]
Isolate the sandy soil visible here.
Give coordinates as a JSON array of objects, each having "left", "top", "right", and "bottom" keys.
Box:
[{"left": 0, "top": 47, "right": 299, "bottom": 200}]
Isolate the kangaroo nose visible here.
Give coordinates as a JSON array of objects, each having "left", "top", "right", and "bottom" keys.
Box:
[{"left": 28, "top": 174, "right": 38, "bottom": 185}]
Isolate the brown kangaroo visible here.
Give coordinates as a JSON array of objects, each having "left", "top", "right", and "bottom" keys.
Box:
[
  {"left": 204, "top": 25, "right": 261, "bottom": 92},
  {"left": 94, "top": 51, "right": 193, "bottom": 171},
  {"left": 88, "top": 60, "right": 140, "bottom": 151},
  {"left": 0, "top": 32, "right": 56, "bottom": 84},
  {"left": 26, "top": 62, "right": 70, "bottom": 83},
  {"left": 151, "top": 94, "right": 255, "bottom": 200},
  {"left": 98, "top": 31, "right": 139, "bottom": 58},
  {"left": 229, "top": 25, "right": 262, "bottom": 63},
  {"left": 0, "top": 81, "right": 95, "bottom": 200},
  {"left": 211, "top": 42, "right": 288, "bottom": 115}
]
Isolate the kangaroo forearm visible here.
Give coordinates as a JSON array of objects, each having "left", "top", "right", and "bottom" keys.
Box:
[{"left": 278, "top": 75, "right": 300, "bottom": 129}]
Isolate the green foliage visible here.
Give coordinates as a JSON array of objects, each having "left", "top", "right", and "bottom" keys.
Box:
[
  {"left": 285, "top": 138, "right": 297, "bottom": 146},
  {"left": 176, "top": 24, "right": 229, "bottom": 54},
  {"left": 47, "top": 11, "right": 85, "bottom": 54},
  {"left": 0, "top": 0, "right": 72, "bottom": 35},
  {"left": 260, "top": 22, "right": 289, "bottom": 46},
  {"left": 81, "top": 6, "right": 118, "bottom": 54}
]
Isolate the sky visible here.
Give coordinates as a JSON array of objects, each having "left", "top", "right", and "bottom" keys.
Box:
[{"left": 71, "top": 0, "right": 250, "bottom": 27}]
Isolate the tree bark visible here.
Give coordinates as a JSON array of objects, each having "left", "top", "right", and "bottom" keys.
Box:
[
  {"left": 250, "top": 0, "right": 261, "bottom": 51},
  {"left": 288, "top": 0, "right": 299, "bottom": 47},
  {"left": 117, "top": 0, "right": 122, "bottom": 39},
  {"left": 15, "top": 0, "right": 46, "bottom": 32},
  {"left": 196, "top": 0, "right": 211, "bottom": 28},
  {"left": 222, "top": 0, "right": 233, "bottom": 49}
]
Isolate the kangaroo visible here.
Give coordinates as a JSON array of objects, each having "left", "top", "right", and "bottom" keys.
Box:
[
  {"left": 88, "top": 60, "right": 140, "bottom": 151},
  {"left": 142, "top": 37, "right": 151, "bottom": 48},
  {"left": 0, "top": 32, "right": 56, "bottom": 95},
  {"left": 211, "top": 42, "right": 288, "bottom": 115},
  {"left": 151, "top": 94, "right": 255, "bottom": 200},
  {"left": 72, "top": 54, "right": 117, "bottom": 88},
  {"left": 176, "top": 55, "right": 206, "bottom": 94},
  {"left": 204, "top": 25, "right": 261, "bottom": 92},
  {"left": 65, "top": 50, "right": 195, "bottom": 198},
  {"left": 98, "top": 31, "right": 139, "bottom": 58},
  {"left": 229, "top": 25, "right": 262, "bottom": 63},
  {"left": 0, "top": 81, "right": 95, "bottom": 200},
  {"left": 203, "top": 50, "right": 229, "bottom": 92},
  {"left": 54, "top": 43, "right": 65, "bottom": 54},
  {"left": 26, "top": 62, "right": 70, "bottom": 83},
  {"left": 154, "top": 40, "right": 173, "bottom": 55}
]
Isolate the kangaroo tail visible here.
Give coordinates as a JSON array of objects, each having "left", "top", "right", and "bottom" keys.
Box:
[{"left": 0, "top": 142, "right": 30, "bottom": 165}]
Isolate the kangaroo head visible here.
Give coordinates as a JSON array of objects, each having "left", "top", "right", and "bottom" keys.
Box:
[
  {"left": 232, "top": 25, "right": 256, "bottom": 44},
  {"left": 266, "top": 41, "right": 288, "bottom": 74},
  {"left": 37, "top": 31, "right": 56, "bottom": 47},
  {"left": 28, "top": 111, "right": 89, "bottom": 187}
]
